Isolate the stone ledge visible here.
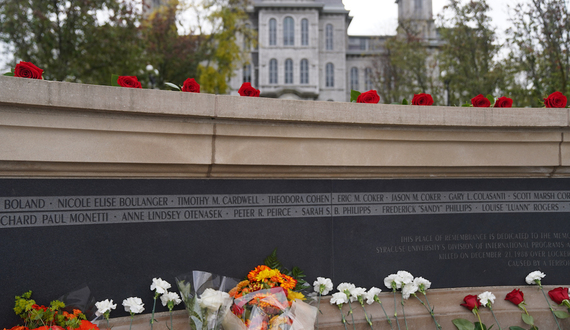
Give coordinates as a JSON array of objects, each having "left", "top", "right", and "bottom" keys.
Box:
[
  {"left": 1, "top": 77, "right": 568, "bottom": 128},
  {"left": 99, "top": 286, "right": 570, "bottom": 330}
]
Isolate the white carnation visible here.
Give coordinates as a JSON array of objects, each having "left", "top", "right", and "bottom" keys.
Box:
[
  {"left": 350, "top": 287, "right": 367, "bottom": 302},
  {"left": 402, "top": 282, "right": 418, "bottom": 300},
  {"left": 365, "top": 287, "right": 382, "bottom": 305},
  {"left": 478, "top": 291, "right": 496, "bottom": 307},
  {"left": 337, "top": 282, "right": 356, "bottom": 294},
  {"left": 151, "top": 277, "right": 172, "bottom": 294},
  {"left": 413, "top": 277, "right": 431, "bottom": 292},
  {"left": 396, "top": 271, "right": 414, "bottom": 285},
  {"left": 123, "top": 297, "right": 145, "bottom": 314},
  {"left": 161, "top": 291, "right": 182, "bottom": 307},
  {"left": 313, "top": 277, "right": 333, "bottom": 295},
  {"left": 95, "top": 299, "right": 117, "bottom": 316},
  {"left": 384, "top": 274, "right": 400, "bottom": 289},
  {"left": 525, "top": 271, "right": 545, "bottom": 285},
  {"left": 330, "top": 292, "right": 348, "bottom": 305}
]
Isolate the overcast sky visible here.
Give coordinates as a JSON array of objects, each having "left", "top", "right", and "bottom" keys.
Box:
[{"left": 344, "top": 0, "right": 513, "bottom": 37}]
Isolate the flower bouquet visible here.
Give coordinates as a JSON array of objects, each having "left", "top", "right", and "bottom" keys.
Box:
[
  {"left": 176, "top": 271, "right": 239, "bottom": 330},
  {"left": 224, "top": 265, "right": 317, "bottom": 330},
  {"left": 4, "top": 290, "right": 99, "bottom": 330}
]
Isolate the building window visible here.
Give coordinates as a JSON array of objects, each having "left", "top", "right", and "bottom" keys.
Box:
[
  {"left": 284, "top": 17, "right": 294, "bottom": 46},
  {"left": 244, "top": 23, "right": 251, "bottom": 50},
  {"left": 285, "top": 59, "right": 293, "bottom": 84},
  {"left": 326, "top": 24, "right": 333, "bottom": 50},
  {"left": 365, "top": 67, "right": 373, "bottom": 90},
  {"left": 269, "top": 18, "right": 276, "bottom": 46},
  {"left": 269, "top": 59, "right": 278, "bottom": 84},
  {"left": 350, "top": 67, "right": 359, "bottom": 91},
  {"left": 326, "top": 63, "right": 334, "bottom": 87},
  {"left": 300, "top": 59, "right": 309, "bottom": 84},
  {"left": 243, "top": 64, "right": 251, "bottom": 83},
  {"left": 360, "top": 38, "right": 366, "bottom": 50},
  {"left": 301, "top": 19, "right": 309, "bottom": 46},
  {"left": 415, "top": 0, "right": 423, "bottom": 11}
]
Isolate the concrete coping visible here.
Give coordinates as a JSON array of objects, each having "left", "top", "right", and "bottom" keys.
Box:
[{"left": 1, "top": 76, "right": 569, "bottom": 128}]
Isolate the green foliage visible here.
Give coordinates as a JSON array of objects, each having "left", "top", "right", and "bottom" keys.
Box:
[
  {"left": 350, "top": 90, "right": 361, "bottom": 102},
  {"left": 164, "top": 82, "right": 182, "bottom": 91},
  {"left": 437, "top": 0, "right": 508, "bottom": 107},
  {"left": 263, "top": 249, "right": 310, "bottom": 292},
  {"left": 14, "top": 291, "right": 35, "bottom": 317},
  {"left": 0, "top": 0, "right": 147, "bottom": 85},
  {"left": 509, "top": 327, "right": 526, "bottom": 330},
  {"left": 401, "top": 98, "right": 409, "bottom": 105},
  {"left": 521, "top": 312, "right": 534, "bottom": 326},
  {"left": 505, "top": 0, "right": 570, "bottom": 107},
  {"left": 486, "top": 95, "right": 495, "bottom": 106},
  {"left": 474, "top": 322, "right": 488, "bottom": 330},
  {"left": 372, "top": 21, "right": 440, "bottom": 104},
  {"left": 111, "top": 74, "right": 120, "bottom": 87},
  {"left": 452, "top": 318, "right": 475, "bottom": 330},
  {"left": 554, "top": 310, "right": 570, "bottom": 319}
]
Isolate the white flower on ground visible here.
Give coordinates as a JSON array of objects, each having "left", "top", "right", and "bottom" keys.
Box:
[
  {"left": 384, "top": 274, "right": 400, "bottom": 290},
  {"left": 525, "top": 271, "right": 546, "bottom": 285},
  {"left": 95, "top": 299, "right": 117, "bottom": 316},
  {"left": 151, "top": 277, "right": 172, "bottom": 294},
  {"left": 123, "top": 297, "right": 145, "bottom": 314},
  {"left": 396, "top": 271, "right": 414, "bottom": 285},
  {"left": 478, "top": 291, "right": 496, "bottom": 307},
  {"left": 330, "top": 292, "right": 348, "bottom": 305},
  {"left": 402, "top": 282, "right": 419, "bottom": 300},
  {"left": 161, "top": 291, "right": 182, "bottom": 307},
  {"left": 199, "top": 288, "right": 231, "bottom": 311},
  {"left": 365, "top": 287, "right": 382, "bottom": 305},
  {"left": 413, "top": 277, "right": 431, "bottom": 293},
  {"left": 313, "top": 277, "right": 333, "bottom": 295},
  {"left": 350, "top": 287, "right": 367, "bottom": 302}
]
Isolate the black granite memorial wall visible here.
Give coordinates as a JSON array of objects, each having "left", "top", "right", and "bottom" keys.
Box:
[{"left": 1, "top": 178, "right": 570, "bottom": 324}]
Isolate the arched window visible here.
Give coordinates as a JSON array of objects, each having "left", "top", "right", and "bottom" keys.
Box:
[
  {"left": 285, "top": 59, "right": 293, "bottom": 84},
  {"left": 284, "top": 17, "right": 294, "bottom": 46},
  {"left": 269, "top": 18, "right": 277, "bottom": 46},
  {"left": 300, "top": 59, "right": 309, "bottom": 84},
  {"left": 301, "top": 19, "right": 309, "bottom": 46},
  {"left": 243, "top": 64, "right": 251, "bottom": 83},
  {"left": 326, "top": 24, "right": 333, "bottom": 50},
  {"left": 325, "top": 63, "right": 334, "bottom": 87},
  {"left": 350, "top": 67, "right": 359, "bottom": 91},
  {"left": 269, "top": 59, "right": 278, "bottom": 84},
  {"left": 365, "top": 68, "right": 373, "bottom": 90}
]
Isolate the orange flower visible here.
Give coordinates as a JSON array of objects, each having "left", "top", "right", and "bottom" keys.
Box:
[
  {"left": 78, "top": 320, "right": 100, "bottom": 330},
  {"left": 248, "top": 265, "right": 271, "bottom": 281}
]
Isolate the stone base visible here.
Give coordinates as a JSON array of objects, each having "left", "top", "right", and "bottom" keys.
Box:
[{"left": 101, "top": 286, "right": 570, "bottom": 330}]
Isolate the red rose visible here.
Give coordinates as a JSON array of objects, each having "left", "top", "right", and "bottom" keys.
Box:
[
  {"left": 117, "top": 76, "right": 142, "bottom": 89},
  {"left": 238, "top": 82, "right": 260, "bottom": 97},
  {"left": 471, "top": 94, "right": 491, "bottom": 107},
  {"left": 505, "top": 289, "right": 524, "bottom": 305},
  {"left": 356, "top": 90, "right": 380, "bottom": 104},
  {"left": 411, "top": 93, "right": 434, "bottom": 106},
  {"left": 182, "top": 78, "right": 200, "bottom": 93},
  {"left": 14, "top": 61, "right": 43, "bottom": 79},
  {"left": 544, "top": 91, "right": 567, "bottom": 108},
  {"left": 548, "top": 287, "right": 569, "bottom": 305},
  {"left": 494, "top": 96, "right": 513, "bottom": 108},
  {"left": 460, "top": 294, "right": 481, "bottom": 311}
]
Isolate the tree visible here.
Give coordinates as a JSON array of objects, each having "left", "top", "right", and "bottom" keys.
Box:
[
  {"left": 436, "top": 0, "right": 508, "bottom": 105},
  {"left": 505, "top": 0, "right": 570, "bottom": 107},
  {"left": 0, "top": 0, "right": 147, "bottom": 85},
  {"left": 372, "top": 21, "right": 441, "bottom": 104},
  {"left": 189, "top": 0, "right": 255, "bottom": 94},
  {"left": 142, "top": 0, "right": 203, "bottom": 89}
]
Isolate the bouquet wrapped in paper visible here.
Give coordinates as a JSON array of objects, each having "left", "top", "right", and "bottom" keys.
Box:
[
  {"left": 176, "top": 271, "right": 239, "bottom": 330},
  {"left": 223, "top": 265, "right": 317, "bottom": 330}
]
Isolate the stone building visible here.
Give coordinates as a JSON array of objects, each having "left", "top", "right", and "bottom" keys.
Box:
[{"left": 143, "top": 0, "right": 438, "bottom": 101}]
